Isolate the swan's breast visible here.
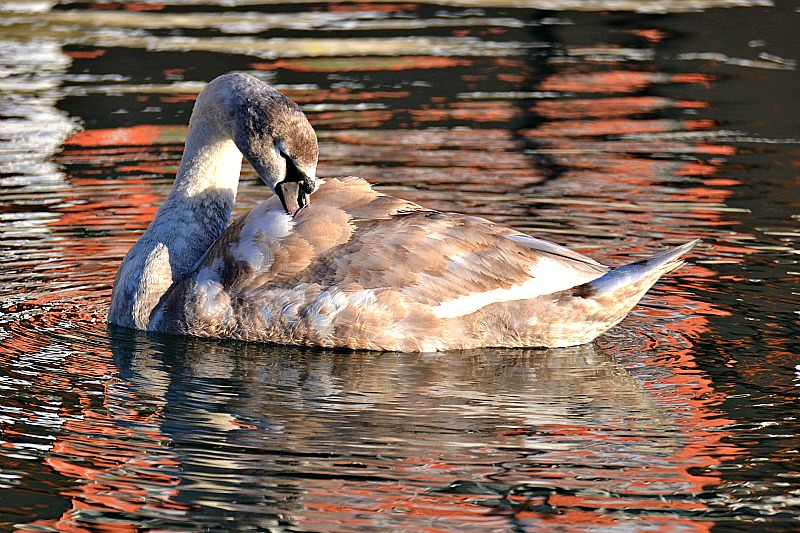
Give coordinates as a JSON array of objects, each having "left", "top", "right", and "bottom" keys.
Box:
[
  {"left": 109, "top": 239, "right": 174, "bottom": 330},
  {"left": 229, "top": 199, "right": 295, "bottom": 271}
]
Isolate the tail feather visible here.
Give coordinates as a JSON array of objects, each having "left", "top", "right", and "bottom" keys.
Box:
[
  {"left": 578, "top": 239, "right": 698, "bottom": 299},
  {"left": 522, "top": 240, "right": 699, "bottom": 348}
]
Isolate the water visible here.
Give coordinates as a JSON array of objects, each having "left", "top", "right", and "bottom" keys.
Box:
[{"left": 1, "top": 0, "right": 798, "bottom": 530}]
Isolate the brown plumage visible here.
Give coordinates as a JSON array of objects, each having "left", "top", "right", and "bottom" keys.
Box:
[
  {"left": 149, "top": 176, "right": 695, "bottom": 351},
  {"left": 109, "top": 72, "right": 697, "bottom": 351}
]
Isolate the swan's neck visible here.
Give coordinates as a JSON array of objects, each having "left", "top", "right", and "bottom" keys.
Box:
[
  {"left": 170, "top": 118, "right": 243, "bottom": 203},
  {"left": 158, "top": 117, "right": 243, "bottom": 270},
  {"left": 108, "top": 116, "right": 243, "bottom": 329}
]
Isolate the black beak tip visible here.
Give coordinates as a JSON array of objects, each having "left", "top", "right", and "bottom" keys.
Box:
[{"left": 301, "top": 178, "right": 316, "bottom": 195}]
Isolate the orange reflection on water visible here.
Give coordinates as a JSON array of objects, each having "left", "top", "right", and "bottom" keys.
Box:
[
  {"left": 3, "top": 43, "right": 752, "bottom": 530},
  {"left": 252, "top": 56, "right": 472, "bottom": 72},
  {"left": 0, "top": 314, "right": 186, "bottom": 531},
  {"left": 410, "top": 100, "right": 520, "bottom": 125},
  {"left": 540, "top": 69, "right": 715, "bottom": 93}
]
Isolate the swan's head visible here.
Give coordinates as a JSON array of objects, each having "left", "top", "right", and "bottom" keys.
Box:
[{"left": 197, "top": 72, "right": 319, "bottom": 216}]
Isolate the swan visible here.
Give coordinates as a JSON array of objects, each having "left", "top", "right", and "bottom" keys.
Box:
[{"left": 108, "top": 72, "right": 697, "bottom": 352}]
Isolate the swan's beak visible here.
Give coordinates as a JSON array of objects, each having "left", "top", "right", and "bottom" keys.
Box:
[
  {"left": 276, "top": 180, "right": 305, "bottom": 216},
  {"left": 276, "top": 177, "right": 315, "bottom": 216}
]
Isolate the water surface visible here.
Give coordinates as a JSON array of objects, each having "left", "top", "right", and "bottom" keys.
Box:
[{"left": 1, "top": 0, "right": 798, "bottom": 531}]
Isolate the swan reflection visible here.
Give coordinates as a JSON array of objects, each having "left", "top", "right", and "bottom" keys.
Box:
[{"left": 102, "top": 328, "right": 685, "bottom": 530}]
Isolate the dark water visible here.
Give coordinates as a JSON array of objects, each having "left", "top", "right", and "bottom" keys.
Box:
[{"left": 1, "top": 0, "right": 799, "bottom": 531}]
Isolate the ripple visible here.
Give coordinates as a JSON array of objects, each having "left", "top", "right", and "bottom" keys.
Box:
[{"left": 2, "top": 0, "right": 800, "bottom": 530}]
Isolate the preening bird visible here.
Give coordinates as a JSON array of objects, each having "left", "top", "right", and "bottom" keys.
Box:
[{"left": 108, "top": 72, "right": 696, "bottom": 352}]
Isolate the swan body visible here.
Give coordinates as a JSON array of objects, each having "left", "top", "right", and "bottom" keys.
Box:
[{"left": 109, "top": 72, "right": 697, "bottom": 352}]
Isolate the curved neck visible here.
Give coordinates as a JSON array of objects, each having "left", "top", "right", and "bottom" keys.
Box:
[
  {"left": 108, "top": 116, "right": 243, "bottom": 330},
  {"left": 171, "top": 115, "right": 243, "bottom": 201},
  {"left": 155, "top": 116, "right": 243, "bottom": 277}
]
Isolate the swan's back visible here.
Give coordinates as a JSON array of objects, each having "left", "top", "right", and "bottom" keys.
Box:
[{"left": 151, "top": 176, "right": 632, "bottom": 351}]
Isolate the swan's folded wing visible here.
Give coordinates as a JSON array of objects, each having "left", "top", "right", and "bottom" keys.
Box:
[
  {"left": 293, "top": 178, "right": 610, "bottom": 314},
  {"left": 299, "top": 209, "right": 609, "bottom": 317}
]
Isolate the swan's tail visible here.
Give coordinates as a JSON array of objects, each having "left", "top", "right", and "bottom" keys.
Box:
[
  {"left": 576, "top": 239, "right": 699, "bottom": 300},
  {"left": 535, "top": 240, "right": 699, "bottom": 348}
]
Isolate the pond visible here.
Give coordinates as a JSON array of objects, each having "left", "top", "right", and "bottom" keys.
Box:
[{"left": 0, "top": 0, "right": 798, "bottom": 531}]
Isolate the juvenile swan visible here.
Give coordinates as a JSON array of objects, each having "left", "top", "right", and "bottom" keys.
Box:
[{"left": 108, "top": 72, "right": 697, "bottom": 351}]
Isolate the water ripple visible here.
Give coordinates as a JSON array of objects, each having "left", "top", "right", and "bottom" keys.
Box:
[{"left": 1, "top": 0, "right": 799, "bottom": 530}]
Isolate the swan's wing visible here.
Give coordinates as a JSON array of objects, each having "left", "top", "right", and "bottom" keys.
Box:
[
  {"left": 292, "top": 205, "right": 609, "bottom": 320},
  {"left": 199, "top": 176, "right": 427, "bottom": 292},
  {"left": 503, "top": 233, "right": 608, "bottom": 268},
  {"left": 153, "top": 176, "right": 609, "bottom": 334},
  {"left": 288, "top": 177, "right": 609, "bottom": 312}
]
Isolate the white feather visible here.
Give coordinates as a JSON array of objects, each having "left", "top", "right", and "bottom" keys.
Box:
[
  {"left": 231, "top": 201, "right": 293, "bottom": 271},
  {"left": 194, "top": 264, "right": 232, "bottom": 320},
  {"left": 431, "top": 256, "right": 599, "bottom": 319}
]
